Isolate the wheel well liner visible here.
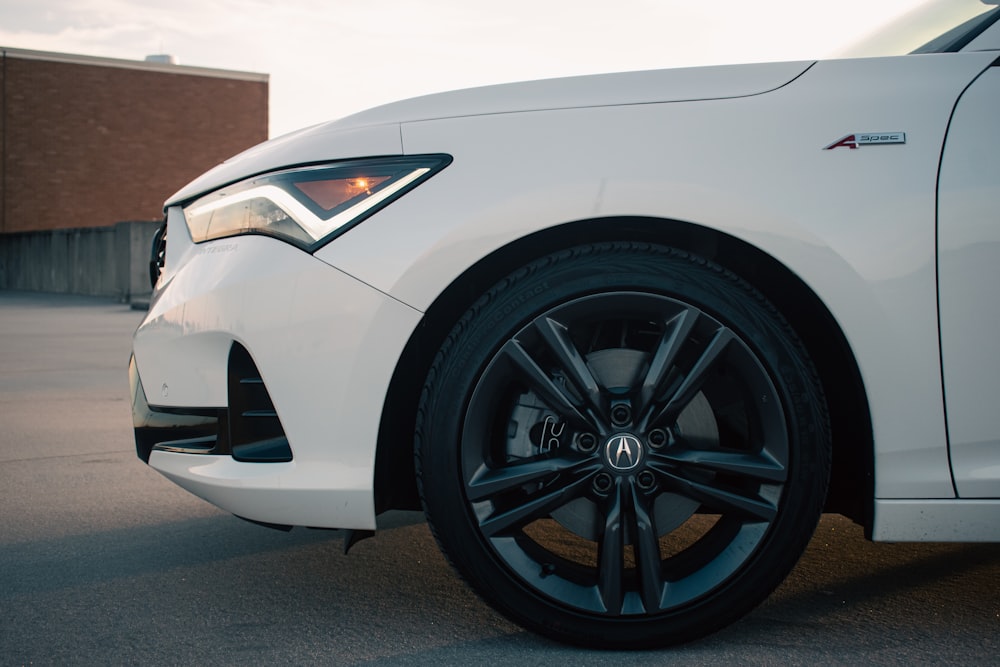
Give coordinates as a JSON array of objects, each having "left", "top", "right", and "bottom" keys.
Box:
[{"left": 373, "top": 217, "right": 873, "bottom": 529}]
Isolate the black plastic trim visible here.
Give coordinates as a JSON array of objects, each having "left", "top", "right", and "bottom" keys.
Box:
[
  {"left": 235, "top": 515, "right": 293, "bottom": 532},
  {"left": 130, "top": 345, "right": 293, "bottom": 464},
  {"left": 130, "top": 356, "right": 227, "bottom": 463},
  {"left": 227, "top": 343, "right": 293, "bottom": 463}
]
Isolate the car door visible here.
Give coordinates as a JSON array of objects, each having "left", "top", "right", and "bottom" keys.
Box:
[{"left": 937, "top": 57, "right": 1000, "bottom": 498}]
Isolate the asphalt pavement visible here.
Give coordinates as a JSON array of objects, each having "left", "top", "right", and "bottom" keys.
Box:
[{"left": 1, "top": 290, "right": 997, "bottom": 665}]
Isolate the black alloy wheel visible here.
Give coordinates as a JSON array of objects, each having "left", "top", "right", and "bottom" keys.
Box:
[{"left": 416, "top": 242, "right": 830, "bottom": 648}]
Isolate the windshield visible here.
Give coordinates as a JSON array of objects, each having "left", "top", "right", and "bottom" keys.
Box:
[{"left": 838, "top": 0, "right": 1000, "bottom": 57}]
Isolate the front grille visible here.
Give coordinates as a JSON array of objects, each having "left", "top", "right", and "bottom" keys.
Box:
[{"left": 149, "top": 219, "right": 167, "bottom": 289}]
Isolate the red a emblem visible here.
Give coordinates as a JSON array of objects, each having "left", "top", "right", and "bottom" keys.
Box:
[{"left": 825, "top": 135, "right": 859, "bottom": 150}]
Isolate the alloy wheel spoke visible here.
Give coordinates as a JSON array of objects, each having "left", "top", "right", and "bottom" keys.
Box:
[
  {"left": 533, "top": 316, "right": 609, "bottom": 431},
  {"left": 629, "top": 484, "right": 666, "bottom": 613},
  {"left": 637, "top": 308, "right": 699, "bottom": 416},
  {"left": 499, "top": 339, "right": 596, "bottom": 430},
  {"left": 466, "top": 455, "right": 601, "bottom": 502},
  {"left": 652, "top": 445, "right": 787, "bottom": 484},
  {"left": 646, "top": 327, "right": 735, "bottom": 429},
  {"left": 596, "top": 480, "right": 625, "bottom": 614},
  {"left": 477, "top": 469, "right": 597, "bottom": 538},
  {"left": 649, "top": 463, "right": 778, "bottom": 522}
]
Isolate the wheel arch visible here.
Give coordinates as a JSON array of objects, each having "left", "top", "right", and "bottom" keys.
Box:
[{"left": 373, "top": 216, "right": 873, "bottom": 530}]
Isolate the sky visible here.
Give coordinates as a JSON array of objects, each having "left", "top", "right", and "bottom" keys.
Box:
[{"left": 0, "top": 0, "right": 928, "bottom": 138}]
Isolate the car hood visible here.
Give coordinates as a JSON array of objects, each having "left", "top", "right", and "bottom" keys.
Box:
[{"left": 167, "top": 60, "right": 813, "bottom": 206}]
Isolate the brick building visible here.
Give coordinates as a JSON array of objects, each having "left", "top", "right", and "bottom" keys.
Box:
[
  {"left": 0, "top": 47, "right": 269, "bottom": 233},
  {"left": 0, "top": 47, "right": 268, "bottom": 299}
]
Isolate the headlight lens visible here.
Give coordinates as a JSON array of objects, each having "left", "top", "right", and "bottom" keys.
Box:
[{"left": 182, "top": 154, "right": 451, "bottom": 250}]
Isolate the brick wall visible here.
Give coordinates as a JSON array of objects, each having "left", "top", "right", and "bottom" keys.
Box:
[{"left": 0, "top": 49, "right": 269, "bottom": 234}]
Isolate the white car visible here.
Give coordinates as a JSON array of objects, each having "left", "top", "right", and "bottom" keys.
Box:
[{"left": 130, "top": 0, "right": 1000, "bottom": 647}]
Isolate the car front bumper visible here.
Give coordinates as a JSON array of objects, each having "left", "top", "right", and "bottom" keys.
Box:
[{"left": 131, "top": 226, "right": 423, "bottom": 530}]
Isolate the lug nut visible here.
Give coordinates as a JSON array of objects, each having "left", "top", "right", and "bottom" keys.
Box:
[
  {"left": 611, "top": 404, "right": 632, "bottom": 426},
  {"left": 648, "top": 428, "right": 668, "bottom": 449},
  {"left": 593, "top": 473, "right": 613, "bottom": 494},
  {"left": 577, "top": 432, "right": 598, "bottom": 453},
  {"left": 637, "top": 471, "right": 656, "bottom": 490}
]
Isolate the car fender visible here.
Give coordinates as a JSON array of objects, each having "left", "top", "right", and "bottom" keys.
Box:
[{"left": 316, "top": 52, "right": 998, "bottom": 500}]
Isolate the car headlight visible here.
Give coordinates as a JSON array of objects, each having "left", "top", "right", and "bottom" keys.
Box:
[{"left": 181, "top": 154, "right": 451, "bottom": 250}]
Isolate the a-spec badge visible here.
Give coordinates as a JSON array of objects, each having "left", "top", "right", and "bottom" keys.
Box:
[{"left": 824, "top": 132, "right": 906, "bottom": 150}]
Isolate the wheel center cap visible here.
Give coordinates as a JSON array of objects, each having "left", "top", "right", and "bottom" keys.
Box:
[{"left": 605, "top": 433, "right": 643, "bottom": 471}]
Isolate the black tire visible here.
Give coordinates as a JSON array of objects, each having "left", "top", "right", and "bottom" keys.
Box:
[{"left": 415, "top": 242, "right": 830, "bottom": 648}]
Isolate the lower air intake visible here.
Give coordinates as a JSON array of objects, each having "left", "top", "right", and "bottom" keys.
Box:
[{"left": 228, "top": 343, "right": 293, "bottom": 462}]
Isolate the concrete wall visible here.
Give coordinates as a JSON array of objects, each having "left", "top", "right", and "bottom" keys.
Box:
[{"left": 0, "top": 220, "right": 160, "bottom": 302}]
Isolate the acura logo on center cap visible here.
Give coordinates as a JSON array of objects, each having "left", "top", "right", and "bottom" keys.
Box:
[{"left": 606, "top": 434, "right": 643, "bottom": 471}]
